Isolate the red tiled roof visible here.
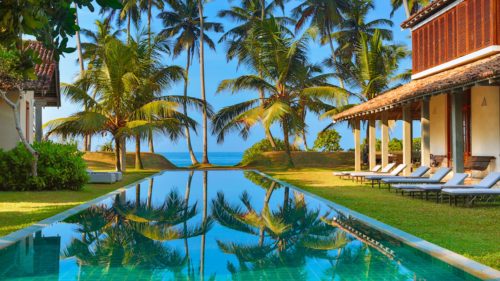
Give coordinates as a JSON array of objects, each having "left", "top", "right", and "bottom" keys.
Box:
[
  {"left": 333, "top": 53, "right": 500, "bottom": 121},
  {"left": 0, "top": 41, "right": 58, "bottom": 93},
  {"left": 26, "top": 41, "right": 58, "bottom": 92},
  {"left": 401, "top": 0, "right": 455, "bottom": 29}
]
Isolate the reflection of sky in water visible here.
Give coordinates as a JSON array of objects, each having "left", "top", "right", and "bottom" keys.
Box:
[{"left": 0, "top": 171, "right": 480, "bottom": 281}]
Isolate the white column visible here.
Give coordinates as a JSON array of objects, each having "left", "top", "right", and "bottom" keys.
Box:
[
  {"left": 451, "top": 92, "right": 464, "bottom": 173},
  {"left": 354, "top": 119, "right": 361, "bottom": 171},
  {"left": 368, "top": 119, "right": 376, "bottom": 170},
  {"left": 421, "top": 98, "right": 431, "bottom": 167},
  {"left": 381, "top": 112, "right": 389, "bottom": 167},
  {"left": 402, "top": 105, "right": 413, "bottom": 176}
]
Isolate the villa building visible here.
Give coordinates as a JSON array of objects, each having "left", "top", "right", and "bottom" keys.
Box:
[
  {"left": 333, "top": 0, "right": 500, "bottom": 176},
  {"left": 0, "top": 41, "right": 60, "bottom": 150}
]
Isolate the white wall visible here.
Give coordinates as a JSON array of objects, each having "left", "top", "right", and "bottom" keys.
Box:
[
  {"left": 0, "top": 90, "right": 34, "bottom": 150},
  {"left": 429, "top": 94, "right": 448, "bottom": 156},
  {"left": 471, "top": 86, "right": 500, "bottom": 172}
]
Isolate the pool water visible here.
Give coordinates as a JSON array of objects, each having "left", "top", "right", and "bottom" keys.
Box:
[{"left": 0, "top": 171, "right": 481, "bottom": 280}]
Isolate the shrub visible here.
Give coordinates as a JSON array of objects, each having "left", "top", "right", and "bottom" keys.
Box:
[
  {"left": 241, "top": 139, "right": 289, "bottom": 165},
  {"left": 0, "top": 142, "right": 88, "bottom": 191},
  {"left": 313, "top": 129, "right": 342, "bottom": 152}
]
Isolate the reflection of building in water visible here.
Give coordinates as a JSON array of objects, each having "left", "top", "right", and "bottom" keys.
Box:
[{"left": 0, "top": 231, "right": 60, "bottom": 278}]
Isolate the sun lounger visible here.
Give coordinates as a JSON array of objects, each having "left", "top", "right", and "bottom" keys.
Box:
[
  {"left": 348, "top": 163, "right": 397, "bottom": 180},
  {"left": 441, "top": 172, "right": 500, "bottom": 206},
  {"left": 364, "top": 164, "right": 407, "bottom": 188},
  {"left": 392, "top": 173, "right": 468, "bottom": 201},
  {"left": 87, "top": 170, "right": 118, "bottom": 184},
  {"left": 333, "top": 164, "right": 382, "bottom": 178},
  {"left": 381, "top": 167, "right": 451, "bottom": 190}
]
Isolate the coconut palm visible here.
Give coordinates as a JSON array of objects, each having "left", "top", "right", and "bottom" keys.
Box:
[
  {"left": 329, "top": 30, "right": 411, "bottom": 103},
  {"left": 332, "top": 0, "right": 393, "bottom": 62},
  {"left": 159, "top": 0, "right": 223, "bottom": 165},
  {"left": 390, "top": 0, "right": 429, "bottom": 18},
  {"left": 80, "top": 19, "right": 122, "bottom": 68},
  {"left": 292, "top": 0, "right": 347, "bottom": 87},
  {"left": 100, "top": 0, "right": 142, "bottom": 41},
  {"left": 211, "top": 182, "right": 349, "bottom": 278},
  {"left": 213, "top": 18, "right": 347, "bottom": 166},
  {"left": 44, "top": 37, "right": 197, "bottom": 172},
  {"left": 64, "top": 190, "right": 209, "bottom": 279},
  {"left": 218, "top": 0, "right": 294, "bottom": 149}
]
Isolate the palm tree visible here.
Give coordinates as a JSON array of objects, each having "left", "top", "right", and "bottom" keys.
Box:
[
  {"left": 390, "top": 0, "right": 429, "bottom": 18},
  {"left": 80, "top": 19, "right": 122, "bottom": 67},
  {"left": 218, "top": 0, "right": 294, "bottom": 149},
  {"left": 100, "top": 0, "right": 142, "bottom": 41},
  {"left": 44, "top": 38, "right": 196, "bottom": 172},
  {"left": 211, "top": 180, "right": 349, "bottom": 278},
  {"left": 159, "top": 0, "right": 223, "bottom": 165},
  {"left": 73, "top": 3, "right": 90, "bottom": 152},
  {"left": 332, "top": 0, "right": 393, "bottom": 62},
  {"left": 292, "top": 0, "right": 347, "bottom": 87},
  {"left": 213, "top": 19, "right": 347, "bottom": 167}
]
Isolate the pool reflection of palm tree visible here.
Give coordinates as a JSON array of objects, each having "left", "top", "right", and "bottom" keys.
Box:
[
  {"left": 211, "top": 177, "right": 349, "bottom": 278},
  {"left": 64, "top": 188, "right": 211, "bottom": 279}
]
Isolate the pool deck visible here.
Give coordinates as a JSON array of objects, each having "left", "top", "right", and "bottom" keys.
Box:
[{"left": 0, "top": 169, "right": 499, "bottom": 280}]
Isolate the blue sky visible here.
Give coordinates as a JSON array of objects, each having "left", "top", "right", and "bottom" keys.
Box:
[{"left": 44, "top": 0, "right": 414, "bottom": 153}]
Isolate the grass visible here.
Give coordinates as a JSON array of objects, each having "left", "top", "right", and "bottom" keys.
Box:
[
  {"left": 266, "top": 168, "right": 500, "bottom": 270},
  {"left": 0, "top": 171, "right": 157, "bottom": 236},
  {"left": 0, "top": 152, "right": 171, "bottom": 237}
]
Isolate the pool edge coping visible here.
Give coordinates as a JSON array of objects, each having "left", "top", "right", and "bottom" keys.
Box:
[
  {"left": 0, "top": 169, "right": 498, "bottom": 280},
  {"left": 253, "top": 171, "right": 500, "bottom": 281}
]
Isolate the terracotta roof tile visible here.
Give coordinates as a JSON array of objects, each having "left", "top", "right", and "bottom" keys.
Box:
[{"left": 333, "top": 53, "right": 500, "bottom": 121}]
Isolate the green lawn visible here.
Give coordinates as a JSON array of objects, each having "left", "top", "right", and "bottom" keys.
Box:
[
  {"left": 267, "top": 168, "right": 500, "bottom": 270},
  {"left": 0, "top": 171, "right": 157, "bottom": 236}
]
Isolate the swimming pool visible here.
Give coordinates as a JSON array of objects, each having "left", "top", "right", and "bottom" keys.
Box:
[{"left": 0, "top": 170, "right": 493, "bottom": 280}]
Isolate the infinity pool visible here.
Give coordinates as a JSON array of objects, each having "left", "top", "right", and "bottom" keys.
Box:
[{"left": 0, "top": 171, "right": 482, "bottom": 280}]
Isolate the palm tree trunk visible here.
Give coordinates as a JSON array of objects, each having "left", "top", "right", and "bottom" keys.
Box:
[
  {"left": 402, "top": 0, "right": 411, "bottom": 18},
  {"left": 127, "top": 14, "right": 131, "bottom": 43},
  {"left": 74, "top": 3, "right": 91, "bottom": 152},
  {"left": 282, "top": 118, "right": 294, "bottom": 167},
  {"left": 200, "top": 171, "right": 208, "bottom": 280},
  {"left": 114, "top": 137, "right": 121, "bottom": 172},
  {"left": 302, "top": 128, "right": 309, "bottom": 151},
  {"left": 147, "top": 178, "right": 154, "bottom": 208},
  {"left": 184, "top": 51, "right": 199, "bottom": 165},
  {"left": 183, "top": 171, "right": 194, "bottom": 272},
  {"left": 148, "top": 130, "right": 154, "bottom": 153},
  {"left": 259, "top": 182, "right": 275, "bottom": 246},
  {"left": 326, "top": 25, "right": 345, "bottom": 89},
  {"left": 148, "top": 0, "right": 152, "bottom": 44},
  {"left": 120, "top": 137, "right": 127, "bottom": 172},
  {"left": 135, "top": 134, "right": 144, "bottom": 170},
  {"left": 135, "top": 183, "right": 141, "bottom": 205},
  {"left": 197, "top": 0, "right": 210, "bottom": 165}
]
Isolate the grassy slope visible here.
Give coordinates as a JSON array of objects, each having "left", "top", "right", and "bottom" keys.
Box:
[
  {"left": 243, "top": 151, "right": 355, "bottom": 170},
  {"left": 0, "top": 152, "right": 174, "bottom": 236},
  {"left": 267, "top": 168, "right": 500, "bottom": 269}
]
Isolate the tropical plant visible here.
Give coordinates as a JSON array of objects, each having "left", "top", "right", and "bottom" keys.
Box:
[
  {"left": 390, "top": 0, "right": 429, "bottom": 18},
  {"left": 213, "top": 18, "right": 347, "bottom": 167},
  {"left": 44, "top": 37, "right": 198, "bottom": 172},
  {"left": 241, "top": 138, "right": 289, "bottom": 166},
  {"left": 292, "top": 0, "right": 346, "bottom": 87},
  {"left": 0, "top": 141, "right": 88, "bottom": 191},
  {"left": 64, "top": 190, "right": 209, "bottom": 278},
  {"left": 99, "top": 140, "right": 115, "bottom": 152},
  {"left": 0, "top": 0, "right": 121, "bottom": 177},
  {"left": 100, "top": 0, "right": 142, "bottom": 41},
  {"left": 218, "top": 0, "right": 294, "bottom": 149},
  {"left": 211, "top": 177, "right": 349, "bottom": 276},
  {"left": 159, "top": 0, "right": 223, "bottom": 165},
  {"left": 332, "top": 0, "right": 393, "bottom": 61},
  {"left": 313, "top": 129, "right": 341, "bottom": 152}
]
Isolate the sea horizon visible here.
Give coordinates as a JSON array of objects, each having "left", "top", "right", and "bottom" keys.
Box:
[{"left": 160, "top": 151, "right": 243, "bottom": 167}]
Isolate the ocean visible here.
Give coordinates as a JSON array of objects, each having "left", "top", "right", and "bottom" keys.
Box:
[{"left": 160, "top": 152, "right": 243, "bottom": 167}]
